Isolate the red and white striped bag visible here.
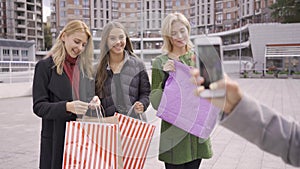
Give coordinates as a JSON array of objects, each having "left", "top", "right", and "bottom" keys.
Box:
[
  {"left": 62, "top": 116, "right": 123, "bottom": 169},
  {"left": 115, "top": 113, "right": 156, "bottom": 169}
]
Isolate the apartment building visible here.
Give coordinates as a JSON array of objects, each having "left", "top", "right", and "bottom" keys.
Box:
[
  {"left": 50, "top": 0, "right": 91, "bottom": 41},
  {"left": 0, "top": 0, "right": 44, "bottom": 51},
  {"left": 50, "top": 0, "right": 276, "bottom": 62}
]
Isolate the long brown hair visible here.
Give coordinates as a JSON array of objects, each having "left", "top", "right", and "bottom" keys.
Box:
[
  {"left": 50, "top": 20, "right": 94, "bottom": 79},
  {"left": 95, "top": 21, "right": 136, "bottom": 96}
]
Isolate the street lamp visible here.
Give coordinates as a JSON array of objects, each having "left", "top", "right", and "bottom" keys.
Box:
[
  {"left": 239, "top": 0, "right": 242, "bottom": 76},
  {"left": 140, "top": 0, "right": 144, "bottom": 60}
]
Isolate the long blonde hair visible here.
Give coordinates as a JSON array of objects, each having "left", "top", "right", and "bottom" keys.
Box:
[
  {"left": 49, "top": 20, "right": 94, "bottom": 79},
  {"left": 95, "top": 21, "right": 136, "bottom": 96},
  {"left": 161, "top": 12, "right": 194, "bottom": 53}
]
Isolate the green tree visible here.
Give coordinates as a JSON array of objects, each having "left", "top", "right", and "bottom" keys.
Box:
[
  {"left": 44, "top": 23, "right": 52, "bottom": 50},
  {"left": 270, "top": 0, "right": 300, "bottom": 23}
]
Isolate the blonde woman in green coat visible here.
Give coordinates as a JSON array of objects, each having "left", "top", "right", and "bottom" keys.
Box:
[{"left": 150, "top": 12, "right": 213, "bottom": 169}]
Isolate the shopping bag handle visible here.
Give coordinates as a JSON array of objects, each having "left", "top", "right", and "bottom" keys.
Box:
[
  {"left": 80, "top": 104, "right": 105, "bottom": 123},
  {"left": 95, "top": 105, "right": 105, "bottom": 119},
  {"left": 127, "top": 103, "right": 146, "bottom": 122}
]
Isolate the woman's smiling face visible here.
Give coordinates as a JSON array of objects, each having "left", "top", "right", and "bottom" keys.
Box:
[
  {"left": 62, "top": 31, "right": 88, "bottom": 58},
  {"left": 107, "top": 28, "right": 127, "bottom": 55},
  {"left": 170, "top": 21, "right": 189, "bottom": 49}
]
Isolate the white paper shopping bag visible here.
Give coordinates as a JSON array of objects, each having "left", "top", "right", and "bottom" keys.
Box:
[
  {"left": 62, "top": 120, "right": 122, "bottom": 169},
  {"left": 115, "top": 113, "right": 156, "bottom": 169}
]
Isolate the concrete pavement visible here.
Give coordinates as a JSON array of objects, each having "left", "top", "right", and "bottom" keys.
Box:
[{"left": 1, "top": 77, "right": 300, "bottom": 169}]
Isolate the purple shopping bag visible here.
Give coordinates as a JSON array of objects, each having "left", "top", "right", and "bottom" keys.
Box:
[{"left": 157, "top": 61, "right": 220, "bottom": 139}]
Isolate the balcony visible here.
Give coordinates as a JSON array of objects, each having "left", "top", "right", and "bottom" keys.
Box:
[
  {"left": 16, "top": 15, "right": 26, "bottom": 20},
  {"left": 16, "top": 24, "right": 26, "bottom": 28},
  {"left": 16, "top": 7, "right": 26, "bottom": 11},
  {"left": 15, "top": 32, "right": 26, "bottom": 37},
  {"left": 36, "top": 1, "right": 41, "bottom": 6},
  {"left": 50, "top": 28, "right": 56, "bottom": 33},
  {"left": 255, "top": 9, "right": 262, "bottom": 14},
  {"left": 36, "top": 10, "right": 42, "bottom": 15}
]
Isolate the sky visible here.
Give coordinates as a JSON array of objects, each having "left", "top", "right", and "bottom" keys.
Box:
[{"left": 43, "top": 0, "right": 51, "bottom": 22}]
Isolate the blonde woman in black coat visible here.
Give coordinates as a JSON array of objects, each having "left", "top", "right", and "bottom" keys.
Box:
[{"left": 32, "top": 20, "right": 100, "bottom": 169}]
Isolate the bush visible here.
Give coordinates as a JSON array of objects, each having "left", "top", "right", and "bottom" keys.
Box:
[{"left": 278, "top": 71, "right": 288, "bottom": 74}]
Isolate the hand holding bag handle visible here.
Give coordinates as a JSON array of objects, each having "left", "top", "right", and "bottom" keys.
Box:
[
  {"left": 77, "top": 103, "right": 104, "bottom": 122},
  {"left": 127, "top": 103, "right": 147, "bottom": 122}
]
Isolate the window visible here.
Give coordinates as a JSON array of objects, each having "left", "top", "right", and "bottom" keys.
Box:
[
  {"left": 130, "top": 3, "right": 134, "bottom": 8},
  {"left": 227, "top": 2, "right": 231, "bottom": 8},
  {"left": 152, "top": 1, "right": 156, "bottom": 8},
  {"left": 166, "top": 1, "right": 172, "bottom": 7},
  {"left": 112, "top": 2, "right": 118, "bottom": 9},
  {"left": 60, "top": 1, "right": 65, "bottom": 7},
  {"left": 226, "top": 13, "right": 231, "bottom": 19},
  {"left": 74, "top": 0, "right": 80, "bottom": 5},
  {"left": 207, "top": 16, "right": 210, "bottom": 24},
  {"left": 83, "top": 9, "right": 89, "bottom": 16},
  {"left": 83, "top": 0, "right": 89, "bottom": 7},
  {"left": 74, "top": 9, "right": 80, "bottom": 15},
  {"left": 60, "top": 11, "right": 66, "bottom": 17},
  {"left": 191, "top": 18, "right": 196, "bottom": 26},
  {"left": 184, "top": 10, "right": 189, "bottom": 16},
  {"left": 247, "top": 4, "right": 250, "bottom": 14},
  {"left": 13, "top": 50, "right": 19, "bottom": 56},
  {"left": 112, "top": 12, "right": 118, "bottom": 18},
  {"left": 121, "top": 3, "right": 125, "bottom": 8},
  {"left": 21, "top": 50, "right": 28, "bottom": 57},
  {"left": 94, "top": 10, "right": 97, "bottom": 17},
  {"left": 60, "top": 20, "right": 66, "bottom": 27},
  {"left": 3, "top": 49, "right": 10, "bottom": 56},
  {"left": 216, "top": 14, "right": 223, "bottom": 22},
  {"left": 216, "top": 3, "right": 223, "bottom": 10},
  {"left": 94, "top": 20, "right": 97, "bottom": 27}
]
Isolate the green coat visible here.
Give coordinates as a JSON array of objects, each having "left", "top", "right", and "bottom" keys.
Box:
[{"left": 150, "top": 51, "right": 213, "bottom": 165}]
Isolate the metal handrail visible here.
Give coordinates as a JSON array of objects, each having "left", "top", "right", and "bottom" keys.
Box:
[{"left": 0, "top": 61, "right": 36, "bottom": 83}]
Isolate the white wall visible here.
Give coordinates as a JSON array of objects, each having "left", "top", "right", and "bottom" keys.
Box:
[{"left": 0, "top": 82, "right": 32, "bottom": 99}]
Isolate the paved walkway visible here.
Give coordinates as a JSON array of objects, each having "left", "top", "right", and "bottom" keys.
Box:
[{"left": 1, "top": 77, "right": 300, "bottom": 169}]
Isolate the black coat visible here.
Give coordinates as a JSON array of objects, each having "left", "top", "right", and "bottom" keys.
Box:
[{"left": 32, "top": 57, "right": 94, "bottom": 169}]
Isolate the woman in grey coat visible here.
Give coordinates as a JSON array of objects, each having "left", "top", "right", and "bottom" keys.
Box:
[
  {"left": 95, "top": 21, "right": 150, "bottom": 119},
  {"left": 191, "top": 71, "right": 300, "bottom": 167}
]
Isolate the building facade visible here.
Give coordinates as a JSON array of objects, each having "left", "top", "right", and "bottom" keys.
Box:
[
  {"left": 50, "top": 0, "right": 280, "bottom": 63},
  {"left": 0, "top": 39, "right": 35, "bottom": 61},
  {"left": 0, "top": 0, "right": 44, "bottom": 50}
]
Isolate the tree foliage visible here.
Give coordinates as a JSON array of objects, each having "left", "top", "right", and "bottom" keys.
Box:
[
  {"left": 44, "top": 24, "right": 52, "bottom": 51},
  {"left": 270, "top": 0, "right": 300, "bottom": 23}
]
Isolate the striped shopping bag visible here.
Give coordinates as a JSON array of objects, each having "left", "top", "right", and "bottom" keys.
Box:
[
  {"left": 115, "top": 113, "right": 156, "bottom": 169},
  {"left": 62, "top": 118, "right": 123, "bottom": 169}
]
